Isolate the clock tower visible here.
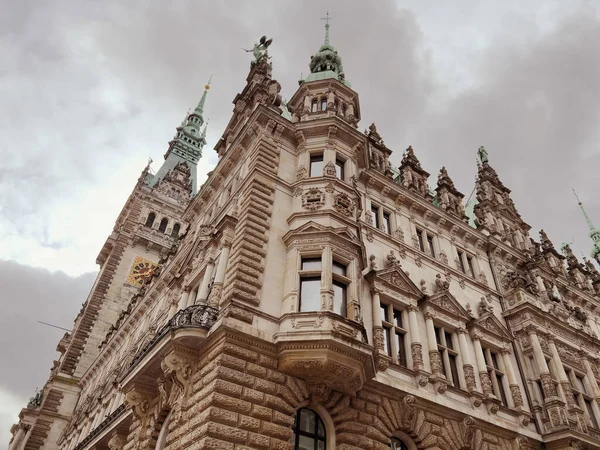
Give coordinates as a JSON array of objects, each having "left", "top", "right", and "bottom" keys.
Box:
[{"left": 9, "top": 82, "right": 212, "bottom": 450}]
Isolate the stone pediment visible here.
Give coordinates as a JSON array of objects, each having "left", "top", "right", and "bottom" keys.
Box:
[
  {"left": 421, "top": 290, "right": 471, "bottom": 322},
  {"left": 367, "top": 267, "right": 423, "bottom": 300},
  {"left": 469, "top": 313, "right": 512, "bottom": 343},
  {"left": 283, "top": 221, "right": 361, "bottom": 247}
]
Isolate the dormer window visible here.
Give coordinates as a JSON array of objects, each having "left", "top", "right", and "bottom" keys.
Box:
[
  {"left": 321, "top": 99, "right": 327, "bottom": 111},
  {"left": 311, "top": 101, "right": 318, "bottom": 113}
]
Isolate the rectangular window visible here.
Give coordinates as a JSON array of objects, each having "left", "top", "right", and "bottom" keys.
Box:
[
  {"left": 435, "top": 326, "right": 461, "bottom": 388},
  {"left": 456, "top": 250, "right": 466, "bottom": 273},
  {"left": 311, "top": 101, "right": 318, "bottom": 113},
  {"left": 309, "top": 154, "right": 324, "bottom": 177},
  {"left": 335, "top": 158, "right": 345, "bottom": 180},
  {"left": 416, "top": 228, "right": 426, "bottom": 252},
  {"left": 568, "top": 369, "right": 599, "bottom": 429},
  {"left": 371, "top": 205, "right": 380, "bottom": 228},
  {"left": 484, "top": 348, "right": 508, "bottom": 406},
  {"left": 427, "top": 234, "right": 435, "bottom": 257},
  {"left": 321, "top": 99, "right": 327, "bottom": 111},
  {"left": 332, "top": 261, "right": 349, "bottom": 317},
  {"left": 299, "top": 257, "right": 322, "bottom": 312},
  {"left": 381, "top": 303, "right": 408, "bottom": 368},
  {"left": 383, "top": 212, "right": 391, "bottom": 235},
  {"left": 466, "top": 254, "right": 475, "bottom": 277}
]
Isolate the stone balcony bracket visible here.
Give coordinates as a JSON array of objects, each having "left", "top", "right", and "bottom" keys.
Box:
[
  {"left": 275, "top": 311, "right": 375, "bottom": 396},
  {"left": 121, "top": 304, "right": 218, "bottom": 393}
]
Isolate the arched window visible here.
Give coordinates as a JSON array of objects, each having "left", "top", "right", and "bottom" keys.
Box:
[
  {"left": 390, "top": 438, "right": 410, "bottom": 450},
  {"left": 158, "top": 218, "right": 168, "bottom": 233},
  {"left": 145, "top": 212, "right": 156, "bottom": 228},
  {"left": 291, "top": 408, "right": 326, "bottom": 450},
  {"left": 154, "top": 412, "right": 172, "bottom": 450},
  {"left": 171, "top": 223, "right": 181, "bottom": 238}
]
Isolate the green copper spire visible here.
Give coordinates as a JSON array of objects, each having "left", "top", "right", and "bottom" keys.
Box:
[
  {"left": 573, "top": 189, "right": 600, "bottom": 264},
  {"left": 145, "top": 76, "right": 213, "bottom": 194},
  {"left": 303, "top": 12, "right": 351, "bottom": 87}
]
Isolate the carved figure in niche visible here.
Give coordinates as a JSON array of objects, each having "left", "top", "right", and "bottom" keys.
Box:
[
  {"left": 369, "top": 255, "right": 377, "bottom": 271},
  {"left": 478, "top": 298, "right": 493, "bottom": 315},
  {"left": 434, "top": 273, "right": 449, "bottom": 292},
  {"left": 386, "top": 250, "right": 401, "bottom": 268}
]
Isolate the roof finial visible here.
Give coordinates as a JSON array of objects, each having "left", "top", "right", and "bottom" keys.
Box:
[
  {"left": 321, "top": 11, "right": 333, "bottom": 46},
  {"left": 195, "top": 74, "right": 212, "bottom": 116},
  {"left": 573, "top": 188, "right": 596, "bottom": 232}
]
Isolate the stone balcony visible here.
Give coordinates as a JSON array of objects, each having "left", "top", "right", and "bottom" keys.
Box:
[{"left": 274, "top": 311, "right": 375, "bottom": 397}]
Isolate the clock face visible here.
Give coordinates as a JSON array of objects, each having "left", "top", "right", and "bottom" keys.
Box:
[{"left": 126, "top": 256, "right": 158, "bottom": 288}]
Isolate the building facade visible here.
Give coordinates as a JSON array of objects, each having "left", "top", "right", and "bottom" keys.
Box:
[{"left": 8, "top": 24, "right": 600, "bottom": 450}]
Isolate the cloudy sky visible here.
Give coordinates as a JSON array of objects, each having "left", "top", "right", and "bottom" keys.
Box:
[{"left": 2, "top": 0, "right": 600, "bottom": 444}]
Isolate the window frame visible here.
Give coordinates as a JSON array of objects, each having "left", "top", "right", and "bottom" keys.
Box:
[
  {"left": 371, "top": 204, "right": 380, "bottom": 229},
  {"left": 145, "top": 212, "right": 156, "bottom": 228},
  {"left": 309, "top": 153, "right": 324, "bottom": 177},
  {"left": 383, "top": 212, "right": 391, "bottom": 235},
  {"left": 335, "top": 158, "right": 345, "bottom": 181},
  {"left": 299, "top": 257, "right": 322, "bottom": 312},
  {"left": 381, "top": 303, "right": 409, "bottom": 368},
  {"left": 483, "top": 347, "right": 509, "bottom": 407},
  {"left": 567, "top": 368, "right": 599, "bottom": 429},
  {"left": 291, "top": 408, "right": 326, "bottom": 450},
  {"left": 158, "top": 218, "right": 169, "bottom": 233},
  {"left": 434, "top": 326, "right": 461, "bottom": 388},
  {"left": 332, "top": 260, "right": 349, "bottom": 317},
  {"left": 311, "top": 100, "right": 318, "bottom": 113}
]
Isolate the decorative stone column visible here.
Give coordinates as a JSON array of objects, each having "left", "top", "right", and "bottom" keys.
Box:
[
  {"left": 501, "top": 347, "right": 524, "bottom": 409},
  {"left": 177, "top": 290, "right": 190, "bottom": 311},
  {"left": 471, "top": 333, "right": 493, "bottom": 398},
  {"left": 207, "top": 240, "right": 232, "bottom": 307},
  {"left": 195, "top": 258, "right": 215, "bottom": 305},
  {"left": 425, "top": 312, "right": 443, "bottom": 377},
  {"left": 372, "top": 288, "right": 384, "bottom": 353},
  {"left": 547, "top": 335, "right": 577, "bottom": 409},
  {"left": 581, "top": 352, "right": 600, "bottom": 425},
  {"left": 457, "top": 328, "right": 477, "bottom": 392},
  {"left": 321, "top": 245, "right": 333, "bottom": 311},
  {"left": 408, "top": 305, "right": 424, "bottom": 372}
]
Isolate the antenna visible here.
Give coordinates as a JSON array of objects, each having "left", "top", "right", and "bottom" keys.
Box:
[
  {"left": 573, "top": 187, "right": 582, "bottom": 205},
  {"left": 37, "top": 321, "right": 71, "bottom": 332}
]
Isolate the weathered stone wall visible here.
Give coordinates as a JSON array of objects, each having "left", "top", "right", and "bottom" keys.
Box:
[{"left": 120, "top": 335, "right": 530, "bottom": 450}]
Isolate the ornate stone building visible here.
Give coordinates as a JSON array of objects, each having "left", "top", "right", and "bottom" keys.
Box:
[{"left": 8, "top": 23, "right": 600, "bottom": 450}]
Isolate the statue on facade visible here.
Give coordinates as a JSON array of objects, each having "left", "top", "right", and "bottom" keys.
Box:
[
  {"left": 27, "top": 388, "right": 42, "bottom": 408},
  {"left": 477, "top": 146, "right": 489, "bottom": 164},
  {"left": 243, "top": 35, "right": 273, "bottom": 64}
]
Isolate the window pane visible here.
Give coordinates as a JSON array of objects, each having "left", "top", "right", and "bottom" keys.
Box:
[
  {"left": 449, "top": 354, "right": 460, "bottom": 387},
  {"left": 371, "top": 206, "right": 379, "bottom": 228},
  {"left": 434, "top": 327, "right": 442, "bottom": 345},
  {"left": 444, "top": 332, "right": 454, "bottom": 350},
  {"left": 299, "top": 409, "right": 315, "bottom": 433},
  {"left": 335, "top": 159, "right": 344, "bottom": 180},
  {"left": 381, "top": 305, "right": 389, "bottom": 323},
  {"left": 383, "top": 213, "right": 391, "bottom": 234},
  {"left": 317, "top": 418, "right": 325, "bottom": 437},
  {"left": 333, "top": 281, "right": 347, "bottom": 316},
  {"left": 311, "top": 101, "right": 318, "bottom": 113},
  {"left": 396, "top": 332, "right": 407, "bottom": 367},
  {"left": 318, "top": 441, "right": 326, "bottom": 450},
  {"left": 417, "top": 229, "right": 425, "bottom": 252},
  {"left": 585, "top": 400, "right": 598, "bottom": 428},
  {"left": 427, "top": 235, "right": 435, "bottom": 257},
  {"left": 457, "top": 251, "right": 466, "bottom": 273},
  {"left": 300, "top": 278, "right": 321, "bottom": 312},
  {"left": 302, "top": 258, "right": 322, "bottom": 270},
  {"left": 576, "top": 376, "right": 586, "bottom": 394},
  {"left": 321, "top": 100, "right": 327, "bottom": 111},
  {"left": 310, "top": 155, "right": 323, "bottom": 177},
  {"left": 467, "top": 256, "right": 475, "bottom": 276},
  {"left": 298, "top": 434, "right": 316, "bottom": 450},
  {"left": 495, "top": 374, "right": 508, "bottom": 406},
  {"left": 393, "top": 309, "right": 403, "bottom": 328},
  {"left": 490, "top": 352, "right": 500, "bottom": 370},
  {"left": 383, "top": 328, "right": 391, "bottom": 356},
  {"left": 332, "top": 261, "right": 346, "bottom": 276}
]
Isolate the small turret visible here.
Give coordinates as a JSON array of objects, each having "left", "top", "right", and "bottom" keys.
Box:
[
  {"left": 435, "top": 166, "right": 466, "bottom": 220},
  {"left": 398, "top": 146, "right": 430, "bottom": 198}
]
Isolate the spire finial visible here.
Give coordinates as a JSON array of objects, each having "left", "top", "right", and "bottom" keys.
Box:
[
  {"left": 573, "top": 188, "right": 596, "bottom": 232},
  {"left": 321, "top": 11, "right": 333, "bottom": 45},
  {"left": 195, "top": 74, "right": 213, "bottom": 116}
]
